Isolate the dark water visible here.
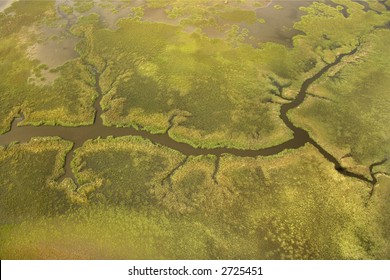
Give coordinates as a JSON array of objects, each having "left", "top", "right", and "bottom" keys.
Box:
[
  {"left": 53, "top": 0, "right": 312, "bottom": 46},
  {"left": 0, "top": 44, "right": 380, "bottom": 186},
  {"left": 0, "top": 0, "right": 384, "bottom": 186},
  {"left": 0, "top": 66, "right": 303, "bottom": 181},
  {"left": 249, "top": 0, "right": 310, "bottom": 46}
]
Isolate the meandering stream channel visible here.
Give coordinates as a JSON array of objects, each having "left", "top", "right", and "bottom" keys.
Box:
[
  {"left": 0, "top": 0, "right": 387, "bottom": 194},
  {"left": 0, "top": 44, "right": 385, "bottom": 191}
]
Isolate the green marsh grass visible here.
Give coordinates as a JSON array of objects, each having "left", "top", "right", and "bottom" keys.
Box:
[
  {"left": 1, "top": 0, "right": 390, "bottom": 260},
  {"left": 0, "top": 137, "right": 73, "bottom": 223},
  {"left": 291, "top": 29, "right": 390, "bottom": 176},
  {"left": 3, "top": 141, "right": 389, "bottom": 259}
]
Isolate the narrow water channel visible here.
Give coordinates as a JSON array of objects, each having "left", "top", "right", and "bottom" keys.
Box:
[
  {"left": 0, "top": 0, "right": 386, "bottom": 188},
  {"left": 0, "top": 43, "right": 381, "bottom": 187}
]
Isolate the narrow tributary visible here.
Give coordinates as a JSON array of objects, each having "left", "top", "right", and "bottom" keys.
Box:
[{"left": 0, "top": 44, "right": 385, "bottom": 191}]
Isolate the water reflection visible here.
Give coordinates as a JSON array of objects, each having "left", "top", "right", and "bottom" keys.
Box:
[{"left": 51, "top": 0, "right": 313, "bottom": 46}]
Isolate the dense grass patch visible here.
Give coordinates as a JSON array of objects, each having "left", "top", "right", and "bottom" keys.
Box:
[
  {"left": 70, "top": 136, "right": 185, "bottom": 206},
  {"left": 2, "top": 142, "right": 389, "bottom": 259},
  {"left": 293, "top": 0, "right": 387, "bottom": 61},
  {"left": 291, "top": 28, "right": 390, "bottom": 176},
  {"left": 0, "top": 206, "right": 214, "bottom": 259},
  {"left": 1, "top": 0, "right": 390, "bottom": 260},
  {"left": 0, "top": 138, "right": 73, "bottom": 223},
  {"left": 80, "top": 18, "right": 296, "bottom": 149},
  {"left": 0, "top": 0, "right": 98, "bottom": 133}
]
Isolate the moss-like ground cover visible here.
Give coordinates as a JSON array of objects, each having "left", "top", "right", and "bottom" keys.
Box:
[
  {"left": 78, "top": 16, "right": 298, "bottom": 149},
  {"left": 1, "top": 0, "right": 390, "bottom": 259},
  {"left": 0, "top": 1, "right": 99, "bottom": 133},
  {"left": 291, "top": 1, "right": 390, "bottom": 177},
  {"left": 0, "top": 137, "right": 73, "bottom": 226},
  {"left": 2, "top": 138, "right": 389, "bottom": 259}
]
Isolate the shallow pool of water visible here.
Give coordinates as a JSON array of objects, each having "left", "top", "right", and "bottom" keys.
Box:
[{"left": 0, "top": 0, "right": 17, "bottom": 12}]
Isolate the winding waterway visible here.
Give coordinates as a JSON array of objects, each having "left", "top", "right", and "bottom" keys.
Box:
[
  {"left": 0, "top": 0, "right": 387, "bottom": 191},
  {"left": 0, "top": 44, "right": 384, "bottom": 188}
]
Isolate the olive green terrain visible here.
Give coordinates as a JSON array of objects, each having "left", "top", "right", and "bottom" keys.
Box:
[
  {"left": 1, "top": 138, "right": 389, "bottom": 259},
  {"left": 0, "top": 1, "right": 97, "bottom": 133},
  {"left": 292, "top": 28, "right": 390, "bottom": 178},
  {"left": 0, "top": 138, "right": 72, "bottom": 222},
  {"left": 1, "top": 0, "right": 390, "bottom": 259}
]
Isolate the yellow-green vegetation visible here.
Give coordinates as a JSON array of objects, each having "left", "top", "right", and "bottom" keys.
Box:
[
  {"left": 2, "top": 140, "right": 389, "bottom": 259},
  {"left": 0, "top": 0, "right": 325, "bottom": 146},
  {"left": 74, "top": 12, "right": 326, "bottom": 149},
  {"left": 0, "top": 0, "right": 97, "bottom": 133},
  {"left": 74, "top": 0, "right": 95, "bottom": 14},
  {"left": 0, "top": 137, "right": 73, "bottom": 223},
  {"left": 69, "top": 136, "right": 185, "bottom": 205},
  {"left": 1, "top": 0, "right": 390, "bottom": 260},
  {"left": 74, "top": 16, "right": 296, "bottom": 149},
  {"left": 367, "top": 175, "right": 390, "bottom": 256},
  {"left": 146, "top": 0, "right": 265, "bottom": 28},
  {"left": 291, "top": 1, "right": 390, "bottom": 177},
  {"left": 273, "top": 4, "right": 283, "bottom": 10},
  {"left": 0, "top": 0, "right": 54, "bottom": 133},
  {"left": 59, "top": 4, "right": 73, "bottom": 15},
  {"left": 293, "top": 0, "right": 388, "bottom": 60},
  {"left": 365, "top": 0, "right": 388, "bottom": 13}
]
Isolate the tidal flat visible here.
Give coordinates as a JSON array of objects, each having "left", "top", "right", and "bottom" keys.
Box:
[{"left": 0, "top": 0, "right": 390, "bottom": 259}]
